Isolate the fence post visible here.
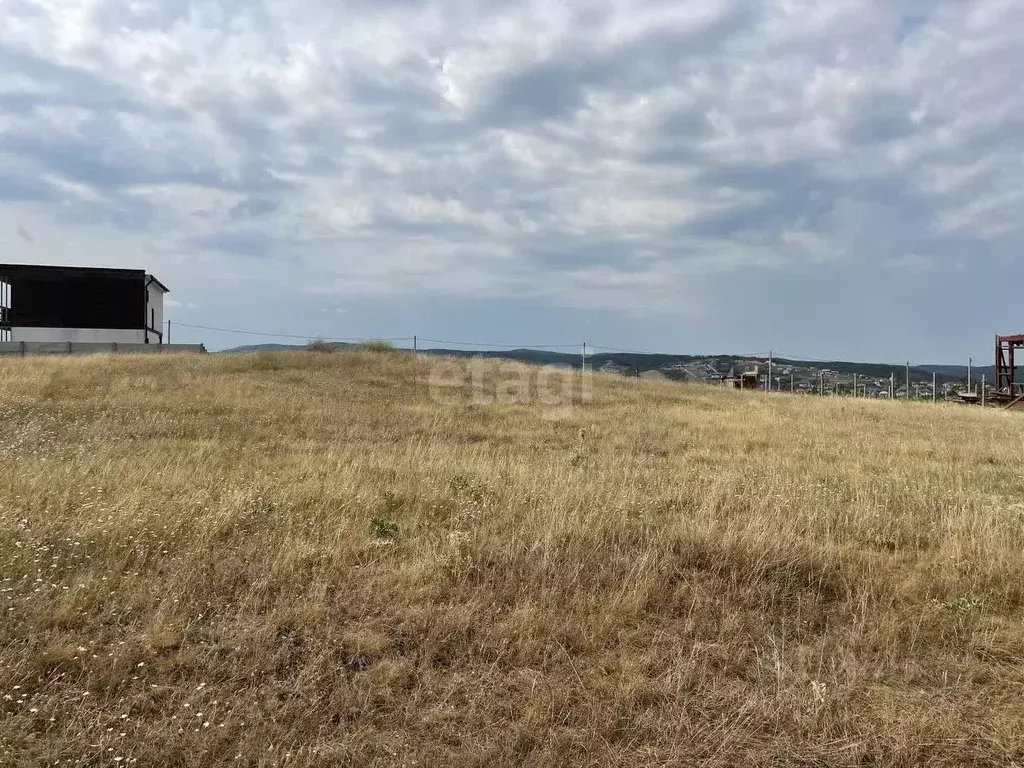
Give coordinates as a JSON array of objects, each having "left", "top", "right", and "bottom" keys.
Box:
[{"left": 20, "top": 341, "right": 25, "bottom": 357}]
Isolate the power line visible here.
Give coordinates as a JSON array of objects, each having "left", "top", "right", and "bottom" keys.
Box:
[
  {"left": 171, "top": 323, "right": 580, "bottom": 351},
  {"left": 416, "top": 338, "right": 579, "bottom": 350},
  {"left": 171, "top": 321, "right": 913, "bottom": 369},
  {"left": 589, "top": 344, "right": 675, "bottom": 355},
  {"left": 171, "top": 321, "right": 412, "bottom": 343}
]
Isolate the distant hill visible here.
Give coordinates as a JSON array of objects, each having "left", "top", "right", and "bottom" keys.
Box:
[
  {"left": 219, "top": 342, "right": 330, "bottom": 354},
  {"left": 920, "top": 364, "right": 995, "bottom": 381},
  {"left": 219, "top": 343, "right": 975, "bottom": 386}
]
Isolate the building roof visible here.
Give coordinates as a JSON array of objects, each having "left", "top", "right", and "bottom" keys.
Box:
[
  {"left": 0, "top": 263, "right": 144, "bottom": 279},
  {"left": 0, "top": 263, "right": 168, "bottom": 292}
]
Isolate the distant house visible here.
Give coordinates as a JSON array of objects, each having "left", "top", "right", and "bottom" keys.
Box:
[
  {"left": 0, "top": 264, "right": 168, "bottom": 345},
  {"left": 720, "top": 367, "right": 759, "bottom": 390}
]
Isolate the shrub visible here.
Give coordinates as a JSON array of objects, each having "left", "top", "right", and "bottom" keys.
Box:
[{"left": 305, "top": 338, "right": 335, "bottom": 354}]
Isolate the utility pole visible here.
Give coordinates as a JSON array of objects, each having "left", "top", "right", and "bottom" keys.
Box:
[
  {"left": 968, "top": 356, "right": 972, "bottom": 392},
  {"left": 889, "top": 373, "right": 894, "bottom": 400},
  {"left": 906, "top": 361, "right": 910, "bottom": 401},
  {"left": 853, "top": 373, "right": 858, "bottom": 397},
  {"left": 768, "top": 351, "right": 773, "bottom": 394},
  {"left": 414, "top": 335, "right": 417, "bottom": 354},
  {"left": 581, "top": 342, "right": 586, "bottom": 373},
  {"left": 819, "top": 371, "right": 824, "bottom": 396},
  {"left": 166, "top": 319, "right": 171, "bottom": 344},
  {"left": 932, "top": 372, "right": 937, "bottom": 403}
]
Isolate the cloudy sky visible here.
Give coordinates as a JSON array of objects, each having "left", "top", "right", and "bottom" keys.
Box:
[{"left": 1, "top": 0, "right": 1022, "bottom": 362}]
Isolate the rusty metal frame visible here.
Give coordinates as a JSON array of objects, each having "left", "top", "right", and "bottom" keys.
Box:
[{"left": 995, "top": 334, "right": 1024, "bottom": 399}]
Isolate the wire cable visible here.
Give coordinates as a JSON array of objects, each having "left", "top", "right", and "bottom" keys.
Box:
[
  {"left": 171, "top": 322, "right": 912, "bottom": 368},
  {"left": 171, "top": 321, "right": 413, "bottom": 343},
  {"left": 588, "top": 344, "right": 673, "bottom": 355},
  {"left": 418, "top": 338, "right": 580, "bottom": 350},
  {"left": 172, "top": 324, "right": 579, "bottom": 352}
]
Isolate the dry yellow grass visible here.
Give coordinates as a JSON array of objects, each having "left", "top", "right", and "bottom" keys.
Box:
[{"left": 2, "top": 349, "right": 1024, "bottom": 767}]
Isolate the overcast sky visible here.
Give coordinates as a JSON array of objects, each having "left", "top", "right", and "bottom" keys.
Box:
[{"left": 1, "top": 0, "right": 1021, "bottom": 362}]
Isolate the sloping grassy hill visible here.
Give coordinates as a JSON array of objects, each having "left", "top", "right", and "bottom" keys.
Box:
[{"left": 2, "top": 350, "right": 1023, "bottom": 767}]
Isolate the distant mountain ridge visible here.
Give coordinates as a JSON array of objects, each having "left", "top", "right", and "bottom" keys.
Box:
[{"left": 219, "top": 342, "right": 981, "bottom": 386}]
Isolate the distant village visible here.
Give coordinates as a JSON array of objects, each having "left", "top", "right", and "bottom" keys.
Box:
[{"left": 597, "top": 358, "right": 964, "bottom": 399}]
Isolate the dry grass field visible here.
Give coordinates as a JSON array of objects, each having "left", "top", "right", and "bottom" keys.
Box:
[{"left": 2, "top": 348, "right": 1024, "bottom": 767}]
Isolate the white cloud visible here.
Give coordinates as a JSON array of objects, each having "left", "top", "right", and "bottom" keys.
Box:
[{"left": 0, "top": 0, "right": 1021, "bottom": 354}]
